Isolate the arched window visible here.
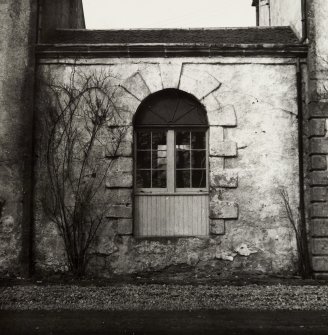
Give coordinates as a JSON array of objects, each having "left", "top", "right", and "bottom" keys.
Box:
[{"left": 134, "top": 89, "right": 209, "bottom": 236}]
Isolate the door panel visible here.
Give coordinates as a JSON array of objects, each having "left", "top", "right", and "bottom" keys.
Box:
[{"left": 135, "top": 194, "right": 209, "bottom": 236}]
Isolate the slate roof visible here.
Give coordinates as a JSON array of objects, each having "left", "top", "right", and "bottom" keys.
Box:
[{"left": 46, "top": 27, "right": 300, "bottom": 45}]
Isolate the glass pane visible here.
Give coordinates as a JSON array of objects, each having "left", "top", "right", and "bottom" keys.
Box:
[
  {"left": 152, "top": 150, "right": 167, "bottom": 170},
  {"left": 176, "top": 150, "right": 190, "bottom": 169},
  {"left": 192, "top": 150, "right": 206, "bottom": 168},
  {"left": 192, "top": 170, "right": 206, "bottom": 188},
  {"left": 152, "top": 131, "right": 166, "bottom": 150},
  {"left": 137, "top": 131, "right": 151, "bottom": 150},
  {"left": 152, "top": 170, "right": 166, "bottom": 188},
  {"left": 176, "top": 170, "right": 190, "bottom": 188},
  {"left": 137, "top": 151, "right": 151, "bottom": 169},
  {"left": 176, "top": 131, "right": 190, "bottom": 148},
  {"left": 136, "top": 170, "right": 151, "bottom": 188},
  {"left": 191, "top": 131, "right": 206, "bottom": 149}
]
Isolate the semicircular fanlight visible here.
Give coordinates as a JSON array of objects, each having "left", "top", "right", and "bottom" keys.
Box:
[{"left": 134, "top": 89, "right": 208, "bottom": 127}]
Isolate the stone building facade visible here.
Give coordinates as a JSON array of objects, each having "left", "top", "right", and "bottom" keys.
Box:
[
  {"left": 254, "top": 0, "right": 328, "bottom": 278},
  {"left": 0, "top": 0, "right": 328, "bottom": 279}
]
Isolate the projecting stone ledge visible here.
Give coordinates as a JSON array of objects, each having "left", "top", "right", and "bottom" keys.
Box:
[
  {"left": 211, "top": 170, "right": 238, "bottom": 188},
  {"left": 210, "top": 141, "right": 237, "bottom": 157},
  {"left": 107, "top": 205, "right": 133, "bottom": 219},
  {"left": 210, "top": 200, "right": 239, "bottom": 219}
]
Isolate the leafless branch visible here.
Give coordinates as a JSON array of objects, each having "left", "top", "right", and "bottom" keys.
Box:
[{"left": 39, "top": 66, "right": 128, "bottom": 276}]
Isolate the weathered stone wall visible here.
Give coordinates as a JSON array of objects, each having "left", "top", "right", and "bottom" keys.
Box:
[
  {"left": 307, "top": 0, "right": 328, "bottom": 278},
  {"left": 258, "top": 0, "right": 302, "bottom": 38},
  {"left": 34, "top": 56, "right": 301, "bottom": 277},
  {"left": 0, "top": 0, "right": 37, "bottom": 275}
]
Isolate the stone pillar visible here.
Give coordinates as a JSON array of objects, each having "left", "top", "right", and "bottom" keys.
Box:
[
  {"left": 307, "top": 0, "right": 328, "bottom": 277},
  {"left": 40, "top": 0, "right": 85, "bottom": 42},
  {"left": 258, "top": 0, "right": 271, "bottom": 26},
  {"left": 0, "top": 0, "right": 38, "bottom": 276}
]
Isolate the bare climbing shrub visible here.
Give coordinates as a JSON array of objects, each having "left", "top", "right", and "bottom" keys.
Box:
[
  {"left": 39, "top": 67, "right": 127, "bottom": 276},
  {"left": 279, "top": 188, "right": 311, "bottom": 278}
]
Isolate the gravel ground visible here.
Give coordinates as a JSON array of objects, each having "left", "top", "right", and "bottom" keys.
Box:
[{"left": 1, "top": 284, "right": 328, "bottom": 311}]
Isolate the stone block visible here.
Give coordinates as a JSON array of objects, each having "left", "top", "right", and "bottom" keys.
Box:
[
  {"left": 106, "top": 189, "right": 133, "bottom": 206},
  {"left": 159, "top": 63, "right": 182, "bottom": 89},
  {"left": 202, "top": 94, "right": 219, "bottom": 113},
  {"left": 209, "top": 157, "right": 224, "bottom": 171},
  {"left": 311, "top": 187, "right": 328, "bottom": 202},
  {"left": 312, "top": 256, "right": 328, "bottom": 272},
  {"left": 106, "top": 172, "right": 133, "bottom": 188},
  {"left": 209, "top": 126, "right": 224, "bottom": 150},
  {"left": 107, "top": 205, "right": 132, "bottom": 219},
  {"left": 311, "top": 155, "right": 327, "bottom": 171},
  {"left": 210, "top": 219, "right": 225, "bottom": 235},
  {"left": 309, "top": 102, "right": 328, "bottom": 118},
  {"left": 210, "top": 141, "right": 237, "bottom": 157},
  {"left": 102, "top": 126, "right": 133, "bottom": 157},
  {"left": 210, "top": 200, "right": 238, "bottom": 219},
  {"left": 312, "top": 238, "right": 328, "bottom": 255},
  {"left": 94, "top": 236, "right": 117, "bottom": 255},
  {"left": 117, "top": 219, "right": 133, "bottom": 235},
  {"left": 179, "top": 68, "right": 222, "bottom": 101},
  {"left": 208, "top": 106, "right": 237, "bottom": 127},
  {"left": 115, "top": 141, "right": 133, "bottom": 157},
  {"left": 138, "top": 64, "right": 163, "bottom": 93},
  {"left": 312, "top": 219, "right": 328, "bottom": 237},
  {"left": 122, "top": 72, "right": 151, "bottom": 101},
  {"left": 309, "top": 119, "right": 326, "bottom": 137},
  {"left": 310, "top": 171, "right": 328, "bottom": 186},
  {"left": 111, "top": 110, "right": 134, "bottom": 126},
  {"left": 111, "top": 157, "right": 133, "bottom": 172},
  {"left": 211, "top": 170, "right": 238, "bottom": 188},
  {"left": 98, "top": 220, "right": 117, "bottom": 237},
  {"left": 313, "top": 273, "right": 328, "bottom": 280},
  {"left": 310, "top": 138, "right": 328, "bottom": 154},
  {"left": 311, "top": 203, "right": 328, "bottom": 218},
  {"left": 112, "top": 86, "right": 140, "bottom": 116},
  {"left": 106, "top": 157, "right": 133, "bottom": 188}
]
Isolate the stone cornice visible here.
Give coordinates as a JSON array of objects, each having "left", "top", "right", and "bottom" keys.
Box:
[{"left": 36, "top": 43, "right": 308, "bottom": 58}]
